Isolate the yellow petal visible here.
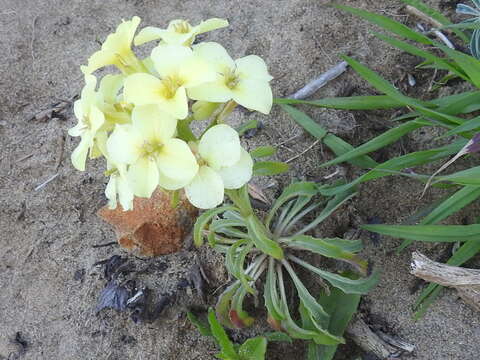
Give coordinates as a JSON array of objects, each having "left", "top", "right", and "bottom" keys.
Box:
[
  {"left": 134, "top": 26, "right": 163, "bottom": 46},
  {"left": 105, "top": 176, "right": 118, "bottom": 209},
  {"left": 217, "top": 148, "right": 253, "bottom": 189},
  {"left": 179, "top": 55, "right": 216, "bottom": 88},
  {"left": 131, "top": 104, "right": 177, "bottom": 144},
  {"left": 232, "top": 79, "right": 272, "bottom": 114},
  {"left": 99, "top": 74, "right": 124, "bottom": 103},
  {"left": 82, "top": 50, "right": 117, "bottom": 75},
  {"left": 124, "top": 73, "right": 164, "bottom": 106},
  {"left": 117, "top": 175, "right": 134, "bottom": 210},
  {"left": 199, "top": 124, "right": 241, "bottom": 168},
  {"left": 127, "top": 157, "right": 159, "bottom": 198},
  {"left": 235, "top": 55, "right": 273, "bottom": 82},
  {"left": 89, "top": 106, "right": 106, "bottom": 133},
  {"left": 187, "top": 81, "right": 232, "bottom": 103},
  {"left": 194, "top": 18, "right": 229, "bottom": 35},
  {"left": 185, "top": 166, "right": 224, "bottom": 209},
  {"left": 158, "top": 171, "right": 191, "bottom": 191},
  {"left": 157, "top": 85, "right": 189, "bottom": 119},
  {"left": 157, "top": 138, "right": 198, "bottom": 182},
  {"left": 106, "top": 124, "right": 142, "bottom": 164},
  {"left": 193, "top": 42, "right": 235, "bottom": 70},
  {"left": 192, "top": 101, "right": 221, "bottom": 121},
  {"left": 71, "top": 136, "right": 91, "bottom": 171},
  {"left": 151, "top": 45, "right": 193, "bottom": 78}
]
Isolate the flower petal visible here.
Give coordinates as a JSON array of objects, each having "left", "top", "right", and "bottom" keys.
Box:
[
  {"left": 157, "top": 138, "right": 198, "bottom": 182},
  {"left": 199, "top": 124, "right": 241, "bottom": 168},
  {"left": 235, "top": 55, "right": 273, "bottom": 82},
  {"left": 105, "top": 176, "right": 118, "bottom": 209},
  {"left": 194, "top": 18, "right": 229, "bottom": 35},
  {"left": 232, "top": 79, "right": 272, "bottom": 114},
  {"left": 187, "top": 81, "right": 232, "bottom": 103},
  {"left": 99, "top": 74, "right": 124, "bottom": 103},
  {"left": 71, "top": 136, "right": 91, "bottom": 171},
  {"left": 107, "top": 124, "right": 142, "bottom": 164},
  {"left": 193, "top": 42, "right": 235, "bottom": 70},
  {"left": 178, "top": 55, "right": 216, "bottom": 88},
  {"left": 158, "top": 171, "right": 191, "bottom": 191},
  {"left": 157, "top": 85, "right": 189, "bottom": 119},
  {"left": 185, "top": 166, "right": 224, "bottom": 209},
  {"left": 117, "top": 175, "right": 134, "bottom": 210},
  {"left": 217, "top": 148, "right": 253, "bottom": 189},
  {"left": 89, "top": 105, "right": 105, "bottom": 133},
  {"left": 124, "top": 73, "right": 164, "bottom": 106},
  {"left": 131, "top": 104, "right": 177, "bottom": 144},
  {"left": 134, "top": 26, "right": 163, "bottom": 46},
  {"left": 127, "top": 157, "right": 159, "bottom": 198},
  {"left": 151, "top": 45, "right": 194, "bottom": 79}
]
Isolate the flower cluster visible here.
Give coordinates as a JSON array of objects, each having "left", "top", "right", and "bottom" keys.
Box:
[{"left": 69, "top": 17, "right": 273, "bottom": 210}]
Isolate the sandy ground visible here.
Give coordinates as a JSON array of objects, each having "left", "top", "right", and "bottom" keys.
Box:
[{"left": 1, "top": 0, "right": 479, "bottom": 359}]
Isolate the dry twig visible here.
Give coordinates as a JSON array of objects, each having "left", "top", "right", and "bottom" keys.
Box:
[{"left": 411, "top": 252, "right": 480, "bottom": 311}]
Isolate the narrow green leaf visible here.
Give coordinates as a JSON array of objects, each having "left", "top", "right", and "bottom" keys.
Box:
[
  {"left": 308, "top": 285, "right": 361, "bottom": 360},
  {"left": 289, "top": 255, "right": 380, "bottom": 294},
  {"left": 250, "top": 146, "right": 277, "bottom": 159},
  {"left": 362, "top": 224, "right": 480, "bottom": 242},
  {"left": 335, "top": 4, "right": 432, "bottom": 44},
  {"left": 437, "top": 166, "right": 480, "bottom": 186},
  {"left": 442, "top": 116, "right": 480, "bottom": 137},
  {"left": 253, "top": 161, "right": 289, "bottom": 176},
  {"left": 264, "top": 258, "right": 285, "bottom": 321},
  {"left": 187, "top": 311, "right": 213, "bottom": 337},
  {"left": 400, "top": 0, "right": 468, "bottom": 41},
  {"left": 237, "top": 119, "right": 258, "bottom": 136},
  {"left": 321, "top": 120, "right": 425, "bottom": 168},
  {"left": 275, "top": 95, "right": 404, "bottom": 110},
  {"left": 246, "top": 215, "right": 284, "bottom": 259},
  {"left": 280, "top": 104, "right": 378, "bottom": 168},
  {"left": 267, "top": 182, "right": 318, "bottom": 228},
  {"left": 436, "top": 44, "right": 480, "bottom": 88},
  {"left": 238, "top": 337, "right": 267, "bottom": 360},
  {"left": 208, "top": 308, "right": 239, "bottom": 359},
  {"left": 263, "top": 332, "right": 292, "bottom": 343},
  {"left": 194, "top": 205, "right": 238, "bottom": 246},
  {"left": 216, "top": 282, "right": 241, "bottom": 328}
]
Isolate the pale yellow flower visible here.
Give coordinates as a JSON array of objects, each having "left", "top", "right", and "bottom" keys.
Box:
[
  {"left": 123, "top": 45, "right": 215, "bottom": 119},
  {"left": 185, "top": 124, "right": 253, "bottom": 209},
  {"left": 68, "top": 75, "right": 105, "bottom": 171},
  {"left": 106, "top": 104, "right": 198, "bottom": 198},
  {"left": 188, "top": 42, "right": 273, "bottom": 114},
  {"left": 104, "top": 157, "right": 134, "bottom": 211},
  {"left": 134, "top": 18, "right": 228, "bottom": 47},
  {"left": 82, "top": 16, "right": 145, "bottom": 75}
]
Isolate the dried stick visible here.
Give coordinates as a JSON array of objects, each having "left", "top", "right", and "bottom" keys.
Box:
[
  {"left": 346, "top": 315, "right": 400, "bottom": 359},
  {"left": 288, "top": 61, "right": 348, "bottom": 99},
  {"left": 411, "top": 252, "right": 480, "bottom": 311}
]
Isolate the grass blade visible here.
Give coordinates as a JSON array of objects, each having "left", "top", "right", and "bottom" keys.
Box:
[{"left": 275, "top": 96, "right": 404, "bottom": 110}]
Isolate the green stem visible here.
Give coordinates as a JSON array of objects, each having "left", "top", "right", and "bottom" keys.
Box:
[{"left": 177, "top": 116, "right": 197, "bottom": 142}]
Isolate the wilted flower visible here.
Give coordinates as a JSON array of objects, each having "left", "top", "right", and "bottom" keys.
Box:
[
  {"left": 134, "top": 18, "right": 228, "bottom": 46},
  {"left": 188, "top": 42, "right": 273, "bottom": 114},
  {"left": 185, "top": 124, "right": 253, "bottom": 209},
  {"left": 106, "top": 104, "right": 198, "bottom": 197}
]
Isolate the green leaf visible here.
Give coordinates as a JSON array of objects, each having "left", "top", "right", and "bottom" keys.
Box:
[
  {"left": 267, "top": 181, "right": 318, "bottom": 228},
  {"left": 208, "top": 308, "right": 239, "bottom": 360},
  {"left": 398, "top": 186, "right": 480, "bottom": 251},
  {"left": 437, "top": 166, "right": 480, "bottom": 186},
  {"left": 237, "top": 119, "right": 258, "bottom": 136},
  {"left": 246, "top": 215, "right": 284, "bottom": 259},
  {"left": 275, "top": 95, "right": 404, "bottom": 110},
  {"left": 441, "top": 116, "right": 480, "bottom": 137},
  {"left": 250, "top": 146, "right": 277, "bottom": 159},
  {"left": 262, "top": 332, "right": 292, "bottom": 343},
  {"left": 289, "top": 255, "right": 380, "bottom": 294},
  {"left": 436, "top": 44, "right": 480, "bottom": 88},
  {"left": 264, "top": 258, "right": 285, "bottom": 321},
  {"left": 216, "top": 282, "right": 242, "bottom": 328},
  {"left": 194, "top": 205, "right": 238, "bottom": 246},
  {"left": 253, "top": 161, "right": 289, "bottom": 176},
  {"left": 321, "top": 120, "right": 426, "bottom": 168},
  {"left": 372, "top": 31, "right": 467, "bottom": 79},
  {"left": 280, "top": 104, "right": 378, "bottom": 169},
  {"left": 187, "top": 311, "right": 212, "bottom": 337},
  {"left": 238, "top": 337, "right": 267, "bottom": 360},
  {"left": 362, "top": 224, "right": 480, "bottom": 243},
  {"left": 400, "top": 0, "right": 468, "bottom": 42},
  {"left": 307, "top": 285, "right": 361, "bottom": 360},
  {"left": 288, "top": 235, "right": 366, "bottom": 270},
  {"left": 334, "top": 4, "right": 432, "bottom": 44},
  {"left": 318, "top": 140, "right": 465, "bottom": 196}
]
